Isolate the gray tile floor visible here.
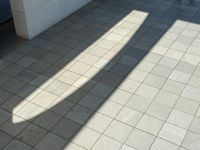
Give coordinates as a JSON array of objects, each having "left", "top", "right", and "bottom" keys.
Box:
[{"left": 0, "top": 0, "right": 200, "bottom": 149}]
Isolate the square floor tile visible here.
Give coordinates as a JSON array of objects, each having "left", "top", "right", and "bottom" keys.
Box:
[
  {"left": 188, "top": 75, "right": 200, "bottom": 89},
  {"left": 72, "top": 127, "right": 101, "bottom": 149},
  {"left": 158, "top": 57, "right": 178, "bottom": 69},
  {"left": 90, "top": 82, "right": 114, "bottom": 98},
  {"left": 36, "top": 132, "right": 66, "bottom": 150},
  {"left": 152, "top": 64, "right": 173, "bottom": 78},
  {"left": 16, "top": 84, "right": 37, "bottom": 98},
  {"left": 165, "top": 50, "right": 184, "bottom": 60},
  {"left": 169, "top": 70, "right": 191, "bottom": 83},
  {"left": 119, "top": 79, "right": 141, "bottom": 93},
  {"left": 63, "top": 142, "right": 85, "bottom": 150},
  {"left": 0, "top": 89, "right": 12, "bottom": 104},
  {"left": 78, "top": 93, "right": 104, "bottom": 110},
  {"left": 121, "top": 144, "right": 137, "bottom": 150},
  {"left": 104, "top": 120, "right": 133, "bottom": 142},
  {"left": 150, "top": 138, "right": 179, "bottom": 150},
  {"left": 116, "top": 107, "right": 143, "bottom": 126},
  {"left": 43, "top": 66, "right": 66, "bottom": 79},
  {"left": 189, "top": 117, "right": 200, "bottom": 134},
  {"left": 4, "top": 52, "right": 23, "bottom": 63},
  {"left": 110, "top": 63, "right": 132, "bottom": 77},
  {"left": 31, "top": 91, "right": 57, "bottom": 108},
  {"left": 181, "top": 53, "right": 200, "bottom": 65},
  {"left": 16, "top": 102, "right": 45, "bottom": 121},
  {"left": 3, "top": 64, "right": 24, "bottom": 77},
  {"left": 16, "top": 69, "right": 38, "bottom": 83},
  {"left": 66, "top": 104, "right": 93, "bottom": 124},
  {"left": 125, "top": 129, "right": 155, "bottom": 150},
  {"left": 86, "top": 113, "right": 112, "bottom": 133},
  {"left": 29, "top": 61, "right": 50, "bottom": 73},
  {"left": 0, "top": 72, "right": 11, "bottom": 86},
  {"left": 92, "top": 135, "right": 122, "bottom": 150},
  {"left": 136, "top": 115, "right": 164, "bottom": 135},
  {"left": 53, "top": 117, "right": 81, "bottom": 139},
  {"left": 68, "top": 62, "right": 91, "bottom": 75},
  {"left": 167, "top": 109, "right": 194, "bottom": 129},
  {"left": 175, "top": 61, "right": 196, "bottom": 75},
  {"left": 17, "top": 124, "right": 47, "bottom": 146},
  {"left": 1, "top": 115, "right": 29, "bottom": 136},
  {"left": 194, "top": 66, "right": 200, "bottom": 77},
  {"left": 144, "top": 74, "right": 166, "bottom": 88},
  {"left": 181, "top": 85, "right": 200, "bottom": 102},
  {"left": 0, "top": 108, "right": 11, "bottom": 126},
  {"left": 45, "top": 80, "right": 70, "bottom": 96},
  {"left": 3, "top": 139, "right": 31, "bottom": 150},
  {"left": 126, "top": 95, "right": 153, "bottom": 112},
  {"left": 158, "top": 123, "right": 187, "bottom": 145},
  {"left": 94, "top": 58, "right": 115, "bottom": 71},
  {"left": 48, "top": 97, "right": 74, "bottom": 115},
  {"left": 136, "top": 61, "right": 155, "bottom": 72},
  {"left": 29, "top": 74, "right": 50, "bottom": 88},
  {"left": 40, "top": 52, "right": 61, "bottom": 64},
  {"left": 79, "top": 54, "right": 99, "bottom": 66},
  {"left": 128, "top": 69, "right": 149, "bottom": 82},
  {"left": 73, "top": 76, "right": 96, "bottom": 91},
  {"left": 2, "top": 78, "right": 27, "bottom": 94},
  {"left": 135, "top": 84, "right": 159, "bottom": 99},
  {"left": 154, "top": 90, "right": 179, "bottom": 107},
  {"left": 1, "top": 96, "right": 28, "bottom": 113},
  {"left": 58, "top": 71, "right": 81, "bottom": 85},
  {"left": 34, "top": 110, "right": 62, "bottom": 130},
  {"left": 109, "top": 89, "right": 132, "bottom": 105},
  {"left": 97, "top": 40, "right": 116, "bottom": 49},
  {"left": 162, "top": 79, "right": 185, "bottom": 95},
  {"left": 0, "top": 130, "right": 13, "bottom": 149},
  {"left": 146, "top": 102, "right": 172, "bottom": 121},
  {"left": 144, "top": 53, "right": 161, "bottom": 64},
  {"left": 105, "top": 33, "right": 124, "bottom": 42},
  {"left": 182, "top": 131, "right": 200, "bottom": 150},
  {"left": 0, "top": 60, "right": 11, "bottom": 71},
  {"left": 98, "top": 101, "right": 123, "bottom": 118},
  {"left": 61, "top": 86, "right": 86, "bottom": 103},
  {"left": 175, "top": 97, "right": 199, "bottom": 115},
  {"left": 16, "top": 56, "right": 37, "bottom": 68}
]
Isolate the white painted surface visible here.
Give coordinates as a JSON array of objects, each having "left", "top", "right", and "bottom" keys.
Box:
[{"left": 10, "top": 0, "right": 92, "bottom": 39}]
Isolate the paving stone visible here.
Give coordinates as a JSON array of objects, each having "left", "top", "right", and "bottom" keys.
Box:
[
  {"left": 72, "top": 127, "right": 100, "bottom": 149},
  {"left": 150, "top": 138, "right": 179, "bottom": 150},
  {"left": 125, "top": 129, "right": 155, "bottom": 150},
  {"left": 0, "top": 130, "right": 13, "bottom": 149},
  {"left": 17, "top": 124, "right": 47, "bottom": 146},
  {"left": 182, "top": 131, "right": 200, "bottom": 150},
  {"left": 116, "top": 107, "right": 143, "bottom": 127},
  {"left": 158, "top": 123, "right": 187, "bottom": 145},
  {"left": 36, "top": 133, "right": 66, "bottom": 150},
  {"left": 136, "top": 115, "right": 164, "bottom": 135},
  {"left": 3, "top": 139, "right": 31, "bottom": 150},
  {"left": 167, "top": 109, "right": 193, "bottom": 129},
  {"left": 92, "top": 135, "right": 122, "bottom": 150},
  {"left": 105, "top": 120, "right": 133, "bottom": 142}
]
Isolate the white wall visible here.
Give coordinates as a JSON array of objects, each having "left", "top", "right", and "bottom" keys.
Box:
[{"left": 10, "top": 0, "right": 92, "bottom": 39}]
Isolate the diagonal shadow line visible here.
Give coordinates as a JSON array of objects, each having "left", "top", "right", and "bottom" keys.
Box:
[{"left": 0, "top": 0, "right": 200, "bottom": 149}]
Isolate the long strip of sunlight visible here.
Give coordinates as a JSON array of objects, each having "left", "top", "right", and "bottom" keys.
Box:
[{"left": 12, "top": 10, "right": 149, "bottom": 124}]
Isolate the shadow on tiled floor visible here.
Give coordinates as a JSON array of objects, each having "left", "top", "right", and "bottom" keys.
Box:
[
  {"left": 0, "top": 20, "right": 25, "bottom": 58},
  {"left": 1, "top": 0, "right": 200, "bottom": 149}
]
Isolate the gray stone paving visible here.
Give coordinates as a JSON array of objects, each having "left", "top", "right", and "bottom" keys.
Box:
[{"left": 0, "top": 0, "right": 200, "bottom": 149}]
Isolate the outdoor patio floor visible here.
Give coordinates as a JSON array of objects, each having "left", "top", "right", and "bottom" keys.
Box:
[{"left": 0, "top": 0, "right": 200, "bottom": 149}]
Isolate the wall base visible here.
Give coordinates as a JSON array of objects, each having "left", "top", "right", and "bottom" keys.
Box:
[{"left": 10, "top": 0, "right": 92, "bottom": 39}]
